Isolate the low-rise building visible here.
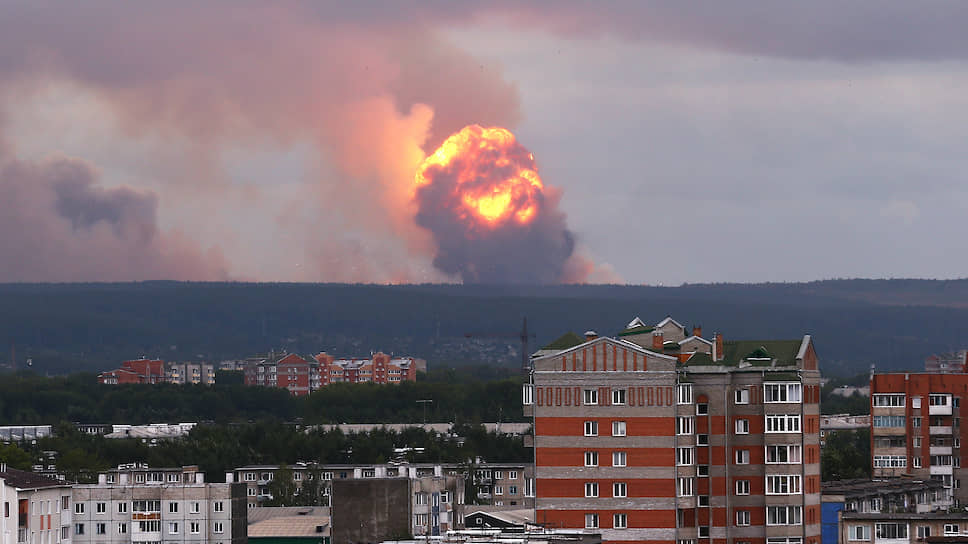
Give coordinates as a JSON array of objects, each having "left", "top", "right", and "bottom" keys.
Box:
[
  {"left": 71, "top": 465, "right": 246, "bottom": 544},
  {"left": 819, "top": 414, "right": 870, "bottom": 447},
  {"left": 0, "top": 464, "right": 74, "bottom": 544},
  {"left": 822, "top": 479, "right": 952, "bottom": 544}
]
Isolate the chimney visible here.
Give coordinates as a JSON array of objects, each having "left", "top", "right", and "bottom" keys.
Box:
[
  {"left": 652, "top": 332, "right": 664, "bottom": 351},
  {"left": 714, "top": 333, "right": 724, "bottom": 361},
  {"left": 584, "top": 330, "right": 598, "bottom": 341},
  {"left": 692, "top": 325, "right": 702, "bottom": 338}
]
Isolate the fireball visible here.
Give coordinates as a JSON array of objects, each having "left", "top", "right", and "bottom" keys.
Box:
[{"left": 414, "top": 125, "right": 544, "bottom": 229}]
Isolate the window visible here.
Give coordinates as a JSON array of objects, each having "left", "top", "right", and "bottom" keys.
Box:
[
  {"left": 118, "top": 502, "right": 127, "bottom": 514},
  {"left": 61, "top": 496, "right": 69, "bottom": 511},
  {"left": 945, "top": 524, "right": 960, "bottom": 535},
  {"left": 214, "top": 501, "right": 224, "bottom": 512},
  {"left": 415, "top": 492, "right": 428, "bottom": 505},
  {"left": 698, "top": 495, "right": 709, "bottom": 506},
  {"left": 697, "top": 464, "right": 709, "bottom": 476},
  {"left": 876, "top": 523, "right": 908, "bottom": 539},
  {"left": 913, "top": 417, "right": 922, "bottom": 428},
  {"left": 678, "top": 384, "right": 693, "bottom": 404},
  {"left": 873, "top": 415, "right": 905, "bottom": 427},
  {"left": 764, "top": 383, "right": 802, "bottom": 403},
  {"left": 873, "top": 455, "right": 907, "bottom": 468},
  {"left": 612, "top": 421, "right": 627, "bottom": 437},
  {"left": 508, "top": 486, "right": 517, "bottom": 495},
  {"left": 612, "top": 389, "right": 626, "bottom": 405},
  {"left": 766, "top": 444, "right": 802, "bottom": 464},
  {"left": 736, "top": 480, "right": 750, "bottom": 495},
  {"left": 96, "top": 502, "right": 106, "bottom": 514},
  {"left": 584, "top": 421, "right": 598, "bottom": 436},
  {"left": 767, "top": 506, "right": 802, "bottom": 526},
  {"left": 848, "top": 525, "right": 871, "bottom": 541},
  {"left": 138, "top": 521, "right": 161, "bottom": 532},
  {"left": 766, "top": 414, "right": 801, "bottom": 433},
  {"left": 917, "top": 526, "right": 931, "bottom": 538},
  {"left": 913, "top": 457, "right": 922, "bottom": 468},
  {"left": 214, "top": 522, "right": 224, "bottom": 534},
  {"left": 61, "top": 526, "right": 70, "bottom": 540},
  {"left": 585, "top": 482, "right": 599, "bottom": 498},
  {"left": 585, "top": 514, "right": 599, "bottom": 529},
  {"left": 75, "top": 524, "right": 84, "bottom": 536},
  {"left": 913, "top": 436, "right": 922, "bottom": 447},
  {"left": 415, "top": 513, "right": 429, "bottom": 526},
  {"left": 584, "top": 451, "right": 599, "bottom": 467},
  {"left": 169, "top": 502, "right": 178, "bottom": 513},
  {"left": 697, "top": 434, "right": 709, "bottom": 446},
  {"left": 736, "top": 511, "right": 750, "bottom": 526},
  {"left": 735, "top": 449, "right": 750, "bottom": 464},
  {"left": 613, "top": 482, "right": 627, "bottom": 498},
  {"left": 614, "top": 513, "right": 627, "bottom": 529},
  {"left": 735, "top": 419, "right": 749, "bottom": 434},
  {"left": 190, "top": 502, "right": 200, "bottom": 514},
  {"left": 766, "top": 475, "right": 802, "bottom": 495},
  {"left": 583, "top": 389, "right": 598, "bottom": 405},
  {"left": 735, "top": 388, "right": 749, "bottom": 404},
  {"left": 676, "top": 447, "right": 694, "bottom": 466},
  {"left": 699, "top": 526, "right": 710, "bottom": 538},
  {"left": 677, "top": 416, "right": 694, "bottom": 435},
  {"left": 244, "top": 472, "right": 256, "bottom": 481},
  {"left": 696, "top": 404, "right": 708, "bottom": 415},
  {"left": 75, "top": 503, "right": 84, "bottom": 515},
  {"left": 133, "top": 501, "right": 161, "bottom": 512},
  {"left": 96, "top": 523, "right": 106, "bottom": 535},
  {"left": 118, "top": 523, "right": 127, "bottom": 534},
  {"left": 190, "top": 522, "right": 200, "bottom": 534},
  {"left": 169, "top": 523, "right": 180, "bottom": 535},
  {"left": 913, "top": 396, "right": 922, "bottom": 408},
  {"left": 509, "top": 471, "right": 518, "bottom": 480},
  {"left": 930, "top": 394, "right": 950, "bottom": 406},
  {"left": 493, "top": 485, "right": 503, "bottom": 495},
  {"left": 677, "top": 477, "right": 694, "bottom": 497},
  {"left": 873, "top": 394, "right": 905, "bottom": 407},
  {"left": 247, "top": 487, "right": 256, "bottom": 496},
  {"left": 612, "top": 451, "right": 627, "bottom": 467},
  {"left": 523, "top": 384, "right": 534, "bottom": 405}
]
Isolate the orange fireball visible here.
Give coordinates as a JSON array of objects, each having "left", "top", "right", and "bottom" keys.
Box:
[{"left": 414, "top": 125, "right": 544, "bottom": 228}]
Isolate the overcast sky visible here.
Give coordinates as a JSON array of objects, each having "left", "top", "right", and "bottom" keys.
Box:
[{"left": 1, "top": 2, "right": 966, "bottom": 284}]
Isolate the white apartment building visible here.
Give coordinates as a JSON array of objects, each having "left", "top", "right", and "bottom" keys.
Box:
[
  {"left": 71, "top": 465, "right": 245, "bottom": 544},
  {"left": 1, "top": 464, "right": 73, "bottom": 544}
]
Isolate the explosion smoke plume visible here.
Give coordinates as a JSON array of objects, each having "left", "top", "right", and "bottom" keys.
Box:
[{"left": 414, "top": 125, "right": 576, "bottom": 284}]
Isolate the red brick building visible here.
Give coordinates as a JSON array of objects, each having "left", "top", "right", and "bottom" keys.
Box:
[
  {"left": 314, "top": 352, "right": 418, "bottom": 385},
  {"left": 869, "top": 372, "right": 966, "bottom": 506},
  {"left": 97, "top": 358, "right": 166, "bottom": 384},
  {"left": 526, "top": 316, "right": 821, "bottom": 544}
]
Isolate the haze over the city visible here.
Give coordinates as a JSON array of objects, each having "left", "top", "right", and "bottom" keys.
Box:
[{"left": 1, "top": 3, "right": 966, "bottom": 284}]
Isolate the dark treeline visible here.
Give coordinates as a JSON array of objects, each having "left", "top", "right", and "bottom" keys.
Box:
[
  {"left": 0, "top": 422, "right": 529, "bottom": 483},
  {"left": 2, "top": 281, "right": 967, "bottom": 377},
  {"left": 0, "top": 371, "right": 527, "bottom": 425}
]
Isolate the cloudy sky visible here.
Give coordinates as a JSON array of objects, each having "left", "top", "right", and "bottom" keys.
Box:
[{"left": 1, "top": 2, "right": 966, "bottom": 284}]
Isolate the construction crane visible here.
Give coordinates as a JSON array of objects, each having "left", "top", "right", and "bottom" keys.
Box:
[{"left": 464, "top": 317, "right": 536, "bottom": 374}]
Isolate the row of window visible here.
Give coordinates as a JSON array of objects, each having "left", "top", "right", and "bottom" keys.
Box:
[
  {"left": 872, "top": 415, "right": 960, "bottom": 428},
  {"left": 677, "top": 415, "right": 803, "bottom": 436},
  {"left": 75, "top": 501, "right": 222, "bottom": 515},
  {"left": 525, "top": 382, "right": 803, "bottom": 406},
  {"left": 872, "top": 394, "right": 956, "bottom": 408},
  {"left": 584, "top": 444, "right": 804, "bottom": 467},
  {"left": 584, "top": 420, "right": 626, "bottom": 436},
  {"left": 581, "top": 506, "right": 804, "bottom": 529},
  {"left": 75, "top": 521, "right": 223, "bottom": 535}
]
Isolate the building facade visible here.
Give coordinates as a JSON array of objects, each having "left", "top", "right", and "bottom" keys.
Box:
[
  {"left": 869, "top": 373, "right": 968, "bottom": 504},
  {"left": 1, "top": 465, "right": 74, "bottom": 544},
  {"left": 527, "top": 316, "right": 822, "bottom": 544},
  {"left": 71, "top": 465, "right": 246, "bottom": 544}
]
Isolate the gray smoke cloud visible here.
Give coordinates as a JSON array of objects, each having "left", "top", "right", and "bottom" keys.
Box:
[{"left": 0, "top": 156, "right": 228, "bottom": 281}]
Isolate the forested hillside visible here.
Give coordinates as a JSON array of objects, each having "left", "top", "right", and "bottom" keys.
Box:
[{"left": 1, "top": 280, "right": 966, "bottom": 377}]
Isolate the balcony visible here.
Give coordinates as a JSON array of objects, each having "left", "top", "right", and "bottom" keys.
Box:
[
  {"left": 929, "top": 426, "right": 953, "bottom": 435},
  {"left": 930, "top": 446, "right": 953, "bottom": 456},
  {"left": 930, "top": 465, "right": 954, "bottom": 476}
]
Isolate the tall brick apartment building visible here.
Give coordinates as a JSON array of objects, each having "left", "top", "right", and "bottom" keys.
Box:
[
  {"left": 869, "top": 372, "right": 968, "bottom": 505},
  {"left": 526, "top": 316, "right": 821, "bottom": 544}
]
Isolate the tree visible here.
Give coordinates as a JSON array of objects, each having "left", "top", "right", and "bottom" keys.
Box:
[
  {"left": 265, "top": 464, "right": 298, "bottom": 506},
  {"left": 0, "top": 443, "right": 31, "bottom": 470},
  {"left": 821, "top": 429, "right": 871, "bottom": 481}
]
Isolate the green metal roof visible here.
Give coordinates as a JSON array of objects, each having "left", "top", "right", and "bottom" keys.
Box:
[
  {"left": 617, "top": 325, "right": 654, "bottom": 337},
  {"left": 721, "top": 339, "right": 802, "bottom": 366}
]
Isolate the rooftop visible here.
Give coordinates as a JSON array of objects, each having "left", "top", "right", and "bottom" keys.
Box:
[
  {"left": 823, "top": 478, "right": 945, "bottom": 498},
  {"left": 0, "top": 466, "right": 69, "bottom": 490}
]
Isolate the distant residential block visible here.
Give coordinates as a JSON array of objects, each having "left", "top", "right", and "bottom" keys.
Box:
[{"left": 0, "top": 464, "right": 74, "bottom": 544}]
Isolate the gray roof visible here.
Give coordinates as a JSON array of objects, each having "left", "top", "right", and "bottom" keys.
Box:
[{"left": 0, "top": 467, "right": 69, "bottom": 490}]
